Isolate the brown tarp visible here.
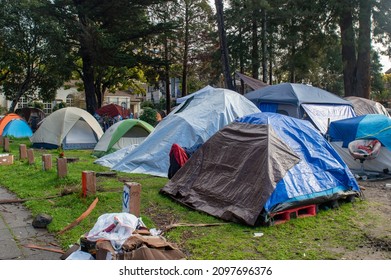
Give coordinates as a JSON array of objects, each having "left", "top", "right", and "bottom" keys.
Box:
[
  {"left": 161, "top": 122, "right": 300, "bottom": 226},
  {"left": 344, "top": 96, "right": 390, "bottom": 117},
  {"left": 235, "top": 72, "right": 269, "bottom": 90},
  {"left": 96, "top": 234, "right": 186, "bottom": 260}
]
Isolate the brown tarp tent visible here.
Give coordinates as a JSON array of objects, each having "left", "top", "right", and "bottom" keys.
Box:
[
  {"left": 160, "top": 122, "right": 300, "bottom": 226},
  {"left": 344, "top": 96, "right": 390, "bottom": 117},
  {"left": 235, "top": 72, "right": 269, "bottom": 90}
]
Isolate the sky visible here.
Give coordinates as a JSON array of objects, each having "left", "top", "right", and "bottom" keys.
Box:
[{"left": 380, "top": 55, "right": 391, "bottom": 73}]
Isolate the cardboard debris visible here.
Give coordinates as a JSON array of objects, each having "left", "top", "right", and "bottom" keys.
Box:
[
  {"left": 95, "top": 234, "right": 186, "bottom": 260},
  {"left": 0, "top": 154, "right": 13, "bottom": 165}
]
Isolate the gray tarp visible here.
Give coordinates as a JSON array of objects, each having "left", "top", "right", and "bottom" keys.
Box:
[{"left": 160, "top": 122, "right": 300, "bottom": 226}]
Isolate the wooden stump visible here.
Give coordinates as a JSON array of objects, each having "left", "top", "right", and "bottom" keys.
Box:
[
  {"left": 122, "top": 182, "right": 142, "bottom": 217},
  {"left": 19, "top": 144, "right": 27, "bottom": 160},
  {"left": 42, "top": 154, "right": 52, "bottom": 170},
  {"left": 57, "top": 157, "right": 68, "bottom": 178},
  {"left": 27, "top": 149, "right": 35, "bottom": 165},
  {"left": 81, "top": 171, "right": 96, "bottom": 197}
]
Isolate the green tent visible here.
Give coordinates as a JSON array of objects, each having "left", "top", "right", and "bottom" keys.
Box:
[{"left": 92, "top": 119, "right": 154, "bottom": 158}]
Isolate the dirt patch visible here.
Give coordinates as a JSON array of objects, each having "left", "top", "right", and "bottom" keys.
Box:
[{"left": 340, "top": 178, "right": 391, "bottom": 259}]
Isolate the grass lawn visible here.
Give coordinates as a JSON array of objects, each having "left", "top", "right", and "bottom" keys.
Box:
[{"left": 0, "top": 138, "right": 377, "bottom": 260}]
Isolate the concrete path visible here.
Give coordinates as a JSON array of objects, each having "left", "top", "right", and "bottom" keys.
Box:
[{"left": 0, "top": 186, "right": 62, "bottom": 260}]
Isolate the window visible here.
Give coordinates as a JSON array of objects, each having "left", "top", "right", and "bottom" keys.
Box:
[
  {"left": 20, "top": 96, "right": 29, "bottom": 108},
  {"left": 66, "top": 94, "right": 74, "bottom": 107},
  {"left": 43, "top": 102, "right": 52, "bottom": 114}
]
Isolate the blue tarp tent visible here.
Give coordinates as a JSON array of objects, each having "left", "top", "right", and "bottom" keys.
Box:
[
  {"left": 2, "top": 119, "right": 33, "bottom": 138},
  {"left": 244, "top": 83, "right": 356, "bottom": 134},
  {"left": 103, "top": 86, "right": 261, "bottom": 177},
  {"left": 161, "top": 113, "right": 360, "bottom": 226},
  {"left": 328, "top": 114, "right": 391, "bottom": 173}
]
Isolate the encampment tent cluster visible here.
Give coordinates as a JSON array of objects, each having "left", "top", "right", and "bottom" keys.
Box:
[{"left": 3, "top": 83, "right": 389, "bottom": 227}]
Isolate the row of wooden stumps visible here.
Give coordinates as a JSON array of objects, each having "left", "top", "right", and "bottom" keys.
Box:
[{"left": 3, "top": 140, "right": 141, "bottom": 216}]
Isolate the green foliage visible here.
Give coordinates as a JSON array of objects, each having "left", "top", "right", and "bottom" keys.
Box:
[
  {"left": 139, "top": 106, "right": 158, "bottom": 126},
  {"left": 141, "top": 100, "right": 155, "bottom": 109},
  {"left": 0, "top": 0, "right": 73, "bottom": 111},
  {"left": 52, "top": 101, "right": 66, "bottom": 112}
]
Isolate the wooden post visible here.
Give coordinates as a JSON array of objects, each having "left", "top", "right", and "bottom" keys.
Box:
[
  {"left": 19, "top": 144, "right": 27, "bottom": 160},
  {"left": 42, "top": 154, "right": 52, "bottom": 170},
  {"left": 81, "top": 171, "right": 96, "bottom": 197},
  {"left": 57, "top": 157, "right": 68, "bottom": 178},
  {"left": 0, "top": 136, "right": 3, "bottom": 149},
  {"left": 122, "top": 182, "right": 141, "bottom": 217},
  {"left": 27, "top": 149, "right": 35, "bottom": 164},
  {"left": 3, "top": 138, "right": 9, "bottom": 152}
]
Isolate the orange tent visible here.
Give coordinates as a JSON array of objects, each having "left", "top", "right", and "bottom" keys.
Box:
[{"left": 0, "top": 113, "right": 23, "bottom": 135}]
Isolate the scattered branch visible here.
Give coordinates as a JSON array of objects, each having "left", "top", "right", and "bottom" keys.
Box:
[{"left": 58, "top": 197, "right": 99, "bottom": 234}]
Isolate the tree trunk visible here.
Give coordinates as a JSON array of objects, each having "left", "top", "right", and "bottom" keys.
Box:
[
  {"left": 181, "top": 2, "right": 190, "bottom": 97},
  {"left": 251, "top": 7, "right": 259, "bottom": 79},
  {"left": 356, "top": 0, "right": 372, "bottom": 99},
  {"left": 215, "top": 0, "right": 234, "bottom": 91},
  {"left": 261, "top": 9, "right": 268, "bottom": 83},
  {"left": 164, "top": 35, "right": 171, "bottom": 114},
  {"left": 339, "top": 0, "right": 357, "bottom": 97}
]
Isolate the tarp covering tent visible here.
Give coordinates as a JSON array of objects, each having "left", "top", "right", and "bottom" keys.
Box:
[
  {"left": 328, "top": 114, "right": 391, "bottom": 172},
  {"left": 15, "top": 107, "right": 46, "bottom": 131},
  {"left": 344, "top": 96, "right": 390, "bottom": 117},
  {"left": 30, "top": 107, "right": 103, "bottom": 150},
  {"left": 2, "top": 119, "right": 33, "bottom": 138},
  {"left": 95, "top": 103, "right": 130, "bottom": 119},
  {"left": 104, "top": 86, "right": 261, "bottom": 177},
  {"left": 235, "top": 72, "right": 269, "bottom": 90},
  {"left": 244, "top": 83, "right": 356, "bottom": 134},
  {"left": 161, "top": 113, "right": 360, "bottom": 226},
  {"left": 0, "top": 113, "right": 23, "bottom": 135},
  {"left": 92, "top": 119, "right": 154, "bottom": 158}
]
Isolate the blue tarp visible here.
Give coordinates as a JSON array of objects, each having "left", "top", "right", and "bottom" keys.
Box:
[
  {"left": 2, "top": 119, "right": 33, "bottom": 138},
  {"left": 328, "top": 114, "right": 391, "bottom": 149},
  {"left": 236, "top": 113, "right": 360, "bottom": 213}
]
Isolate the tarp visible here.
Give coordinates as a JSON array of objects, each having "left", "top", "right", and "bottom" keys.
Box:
[
  {"left": 2, "top": 119, "right": 33, "bottom": 138},
  {"left": 95, "top": 103, "right": 130, "bottom": 119},
  {"left": 15, "top": 107, "right": 46, "bottom": 130},
  {"left": 161, "top": 113, "right": 360, "bottom": 226},
  {"left": 344, "top": 96, "right": 390, "bottom": 117},
  {"left": 235, "top": 72, "right": 269, "bottom": 90},
  {"left": 30, "top": 107, "right": 103, "bottom": 150},
  {"left": 92, "top": 119, "right": 154, "bottom": 158},
  {"left": 328, "top": 114, "right": 391, "bottom": 172},
  {"left": 0, "top": 113, "right": 23, "bottom": 135},
  {"left": 244, "top": 83, "right": 356, "bottom": 134},
  {"left": 104, "top": 86, "right": 261, "bottom": 177}
]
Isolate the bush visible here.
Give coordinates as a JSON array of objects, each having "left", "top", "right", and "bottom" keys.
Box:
[{"left": 139, "top": 107, "right": 158, "bottom": 126}]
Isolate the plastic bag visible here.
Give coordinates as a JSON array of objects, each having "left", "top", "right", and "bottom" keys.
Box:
[{"left": 85, "top": 213, "right": 144, "bottom": 250}]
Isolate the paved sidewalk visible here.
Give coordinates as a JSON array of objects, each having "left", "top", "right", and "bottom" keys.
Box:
[{"left": 0, "top": 186, "right": 62, "bottom": 260}]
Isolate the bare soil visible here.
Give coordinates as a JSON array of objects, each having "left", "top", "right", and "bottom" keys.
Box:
[{"left": 340, "top": 177, "right": 391, "bottom": 259}]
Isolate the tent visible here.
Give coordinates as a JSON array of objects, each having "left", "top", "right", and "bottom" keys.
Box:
[
  {"left": 30, "top": 107, "right": 103, "bottom": 150},
  {"left": 244, "top": 83, "right": 356, "bottom": 134},
  {"left": 344, "top": 96, "right": 390, "bottom": 117},
  {"left": 0, "top": 113, "right": 23, "bottom": 135},
  {"left": 102, "top": 86, "right": 261, "bottom": 177},
  {"left": 15, "top": 107, "right": 46, "bottom": 131},
  {"left": 161, "top": 112, "right": 360, "bottom": 226},
  {"left": 92, "top": 119, "right": 154, "bottom": 158},
  {"left": 328, "top": 114, "right": 391, "bottom": 173},
  {"left": 2, "top": 119, "right": 33, "bottom": 138},
  {"left": 95, "top": 103, "right": 130, "bottom": 119}
]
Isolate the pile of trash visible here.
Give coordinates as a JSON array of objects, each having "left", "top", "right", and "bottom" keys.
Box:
[{"left": 61, "top": 212, "right": 186, "bottom": 260}]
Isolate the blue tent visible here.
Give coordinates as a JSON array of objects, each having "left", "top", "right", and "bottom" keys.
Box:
[
  {"left": 244, "top": 83, "right": 356, "bottom": 134},
  {"left": 161, "top": 113, "right": 360, "bottom": 226},
  {"left": 2, "top": 119, "right": 33, "bottom": 138},
  {"left": 328, "top": 114, "right": 391, "bottom": 149}
]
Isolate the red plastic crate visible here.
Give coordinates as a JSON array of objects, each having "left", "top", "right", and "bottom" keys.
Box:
[{"left": 270, "top": 204, "right": 317, "bottom": 225}]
